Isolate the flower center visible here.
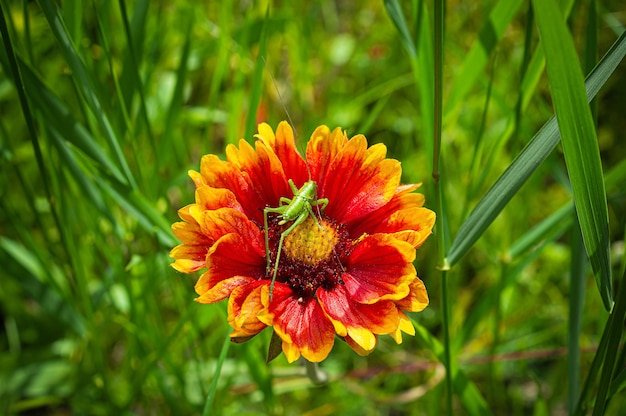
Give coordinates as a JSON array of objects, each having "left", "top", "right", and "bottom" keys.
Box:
[
  {"left": 265, "top": 214, "right": 351, "bottom": 300},
  {"left": 282, "top": 216, "right": 338, "bottom": 265}
]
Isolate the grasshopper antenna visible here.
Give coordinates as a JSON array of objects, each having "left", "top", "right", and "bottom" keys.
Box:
[
  {"left": 262, "top": 57, "right": 345, "bottom": 297},
  {"left": 262, "top": 57, "right": 298, "bottom": 139}
]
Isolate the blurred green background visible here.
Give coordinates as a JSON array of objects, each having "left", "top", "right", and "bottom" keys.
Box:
[{"left": 1, "top": 0, "right": 625, "bottom": 415}]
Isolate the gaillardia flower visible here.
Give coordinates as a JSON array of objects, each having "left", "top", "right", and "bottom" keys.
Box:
[{"left": 170, "top": 122, "right": 435, "bottom": 363}]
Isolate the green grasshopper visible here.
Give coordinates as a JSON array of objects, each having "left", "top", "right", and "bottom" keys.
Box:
[{"left": 263, "top": 179, "right": 329, "bottom": 299}]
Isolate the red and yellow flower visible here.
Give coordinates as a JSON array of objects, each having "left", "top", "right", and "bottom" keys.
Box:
[{"left": 170, "top": 122, "right": 435, "bottom": 363}]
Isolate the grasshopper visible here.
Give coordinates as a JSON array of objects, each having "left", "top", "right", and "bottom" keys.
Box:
[{"left": 263, "top": 179, "right": 329, "bottom": 299}]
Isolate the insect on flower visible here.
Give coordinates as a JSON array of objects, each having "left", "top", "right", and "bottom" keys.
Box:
[
  {"left": 170, "top": 121, "right": 436, "bottom": 363},
  {"left": 263, "top": 179, "right": 331, "bottom": 299}
]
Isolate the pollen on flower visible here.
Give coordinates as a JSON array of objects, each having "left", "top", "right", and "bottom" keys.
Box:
[
  {"left": 282, "top": 216, "right": 338, "bottom": 265},
  {"left": 265, "top": 214, "right": 351, "bottom": 300}
]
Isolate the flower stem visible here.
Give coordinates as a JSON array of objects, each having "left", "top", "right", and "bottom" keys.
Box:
[
  {"left": 304, "top": 360, "right": 329, "bottom": 385},
  {"left": 433, "top": 0, "right": 453, "bottom": 414}
]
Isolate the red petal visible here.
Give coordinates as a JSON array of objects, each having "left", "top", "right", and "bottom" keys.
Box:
[
  {"left": 318, "top": 285, "right": 399, "bottom": 351},
  {"left": 198, "top": 154, "right": 265, "bottom": 223},
  {"left": 228, "top": 282, "right": 267, "bottom": 337},
  {"left": 170, "top": 243, "right": 208, "bottom": 273},
  {"left": 305, "top": 125, "right": 347, "bottom": 184},
  {"left": 195, "top": 233, "right": 265, "bottom": 295},
  {"left": 195, "top": 185, "right": 244, "bottom": 212},
  {"left": 256, "top": 121, "right": 309, "bottom": 187},
  {"left": 171, "top": 221, "right": 211, "bottom": 246},
  {"left": 394, "top": 278, "right": 429, "bottom": 312},
  {"left": 195, "top": 274, "right": 255, "bottom": 304},
  {"left": 343, "top": 234, "right": 416, "bottom": 303},
  {"left": 265, "top": 284, "right": 336, "bottom": 363},
  {"left": 226, "top": 139, "right": 291, "bottom": 209},
  {"left": 196, "top": 208, "right": 264, "bottom": 251},
  {"left": 309, "top": 131, "right": 401, "bottom": 223}
]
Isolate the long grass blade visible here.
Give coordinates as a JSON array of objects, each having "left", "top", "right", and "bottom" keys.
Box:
[
  {"left": 384, "top": 0, "right": 434, "bottom": 159},
  {"left": 568, "top": 224, "right": 587, "bottom": 415},
  {"left": 202, "top": 332, "right": 231, "bottom": 416},
  {"left": 37, "top": 0, "right": 137, "bottom": 189},
  {"left": 446, "top": 31, "right": 626, "bottom": 267},
  {"left": 592, "top": 267, "right": 626, "bottom": 415},
  {"left": 445, "top": 0, "right": 523, "bottom": 115},
  {"left": 244, "top": 7, "right": 269, "bottom": 139},
  {"left": 531, "top": 0, "right": 612, "bottom": 310}
]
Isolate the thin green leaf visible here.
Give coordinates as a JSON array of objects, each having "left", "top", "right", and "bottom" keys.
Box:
[
  {"left": 0, "top": 237, "right": 86, "bottom": 336},
  {"left": 37, "top": 0, "right": 137, "bottom": 189},
  {"left": 445, "top": 0, "right": 523, "bottom": 115},
  {"left": 507, "top": 203, "right": 573, "bottom": 259},
  {"left": 568, "top": 223, "right": 587, "bottom": 415},
  {"left": 244, "top": 7, "right": 269, "bottom": 139},
  {"left": 384, "top": 0, "right": 434, "bottom": 159},
  {"left": 8, "top": 56, "right": 129, "bottom": 186},
  {"left": 592, "top": 268, "right": 626, "bottom": 415},
  {"left": 532, "top": 0, "right": 612, "bottom": 310},
  {"left": 100, "top": 180, "right": 176, "bottom": 247},
  {"left": 384, "top": 0, "right": 417, "bottom": 58},
  {"left": 446, "top": 31, "right": 626, "bottom": 267},
  {"left": 202, "top": 332, "right": 231, "bottom": 416}
]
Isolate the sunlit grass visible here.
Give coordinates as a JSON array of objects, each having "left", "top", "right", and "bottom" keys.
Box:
[{"left": 1, "top": 1, "right": 625, "bottom": 415}]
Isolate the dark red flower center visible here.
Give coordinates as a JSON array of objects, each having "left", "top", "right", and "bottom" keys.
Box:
[{"left": 264, "top": 215, "right": 352, "bottom": 300}]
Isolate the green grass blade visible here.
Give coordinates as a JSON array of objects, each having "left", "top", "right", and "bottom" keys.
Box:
[
  {"left": 384, "top": 0, "right": 417, "bottom": 58},
  {"left": 117, "top": 0, "right": 156, "bottom": 160},
  {"left": 518, "top": 0, "right": 575, "bottom": 110},
  {"left": 446, "top": 30, "right": 626, "bottom": 267},
  {"left": 7, "top": 56, "right": 129, "bottom": 185},
  {"left": 244, "top": 7, "right": 269, "bottom": 139},
  {"left": 37, "top": 0, "right": 137, "bottom": 190},
  {"left": 99, "top": 180, "right": 176, "bottom": 247},
  {"left": 384, "top": 0, "right": 434, "bottom": 159},
  {"left": 0, "top": 237, "right": 86, "bottom": 336},
  {"left": 568, "top": 224, "right": 587, "bottom": 415},
  {"left": 46, "top": 125, "right": 114, "bottom": 225},
  {"left": 531, "top": 0, "right": 612, "bottom": 310},
  {"left": 117, "top": 0, "right": 149, "bottom": 115},
  {"left": 592, "top": 267, "right": 626, "bottom": 415},
  {"left": 0, "top": 5, "right": 53, "bottom": 212},
  {"left": 162, "top": 10, "right": 193, "bottom": 165},
  {"left": 445, "top": 0, "right": 523, "bottom": 115},
  {"left": 202, "top": 332, "right": 231, "bottom": 416}
]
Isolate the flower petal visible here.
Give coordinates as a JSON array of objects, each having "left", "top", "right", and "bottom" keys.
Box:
[
  {"left": 195, "top": 185, "right": 244, "bottom": 212},
  {"left": 170, "top": 243, "right": 208, "bottom": 273},
  {"left": 349, "top": 184, "right": 436, "bottom": 247},
  {"left": 194, "top": 233, "right": 265, "bottom": 296},
  {"left": 309, "top": 131, "right": 401, "bottom": 223},
  {"left": 262, "top": 284, "right": 336, "bottom": 363},
  {"left": 344, "top": 335, "right": 377, "bottom": 356},
  {"left": 228, "top": 282, "right": 267, "bottom": 337},
  {"left": 226, "top": 139, "right": 290, "bottom": 210},
  {"left": 395, "top": 278, "right": 429, "bottom": 312},
  {"left": 197, "top": 208, "right": 264, "bottom": 251},
  {"left": 318, "top": 284, "right": 400, "bottom": 352},
  {"left": 197, "top": 154, "right": 265, "bottom": 222},
  {"left": 388, "top": 311, "right": 415, "bottom": 344},
  {"left": 344, "top": 234, "right": 416, "bottom": 303},
  {"left": 195, "top": 274, "right": 255, "bottom": 304},
  {"left": 255, "top": 121, "right": 309, "bottom": 186},
  {"left": 305, "top": 125, "right": 347, "bottom": 183},
  {"left": 171, "top": 220, "right": 211, "bottom": 246}
]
